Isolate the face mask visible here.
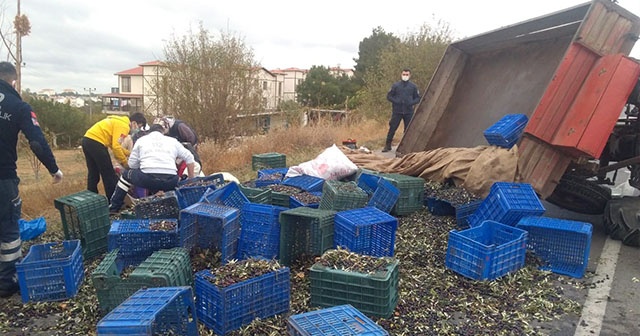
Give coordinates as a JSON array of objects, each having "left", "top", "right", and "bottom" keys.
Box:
[{"left": 401, "top": 75, "right": 410, "bottom": 82}]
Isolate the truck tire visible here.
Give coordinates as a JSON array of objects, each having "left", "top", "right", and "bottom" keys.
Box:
[{"left": 546, "top": 175, "right": 611, "bottom": 215}]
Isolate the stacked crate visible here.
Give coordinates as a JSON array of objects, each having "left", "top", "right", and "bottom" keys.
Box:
[
  {"left": 195, "top": 266, "right": 290, "bottom": 335},
  {"left": 132, "top": 191, "right": 180, "bottom": 219},
  {"left": 239, "top": 184, "right": 272, "bottom": 204},
  {"left": 282, "top": 175, "right": 325, "bottom": 192},
  {"left": 96, "top": 287, "right": 198, "bottom": 336},
  {"left": 309, "top": 255, "right": 399, "bottom": 318},
  {"left": 175, "top": 173, "right": 225, "bottom": 209},
  {"left": 469, "top": 182, "right": 545, "bottom": 227},
  {"left": 334, "top": 207, "right": 397, "bottom": 257},
  {"left": 256, "top": 167, "right": 289, "bottom": 187},
  {"left": 279, "top": 207, "right": 336, "bottom": 266},
  {"left": 237, "top": 203, "right": 288, "bottom": 260},
  {"left": 91, "top": 247, "right": 192, "bottom": 314},
  {"left": 319, "top": 180, "right": 368, "bottom": 212},
  {"left": 198, "top": 182, "right": 249, "bottom": 209},
  {"left": 107, "top": 219, "right": 180, "bottom": 267},
  {"left": 379, "top": 173, "right": 425, "bottom": 216},
  {"left": 54, "top": 190, "right": 110, "bottom": 259},
  {"left": 179, "top": 202, "right": 240, "bottom": 263},
  {"left": 252, "top": 152, "right": 287, "bottom": 170},
  {"left": 290, "top": 191, "right": 322, "bottom": 209}
]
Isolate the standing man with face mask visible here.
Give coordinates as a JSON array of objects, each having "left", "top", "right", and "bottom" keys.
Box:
[
  {"left": 0, "top": 61, "right": 63, "bottom": 298},
  {"left": 383, "top": 68, "right": 421, "bottom": 152}
]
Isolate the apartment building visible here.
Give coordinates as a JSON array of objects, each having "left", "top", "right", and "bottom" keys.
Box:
[{"left": 102, "top": 61, "right": 350, "bottom": 117}]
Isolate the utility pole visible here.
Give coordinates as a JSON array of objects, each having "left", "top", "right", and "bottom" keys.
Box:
[
  {"left": 84, "top": 87, "right": 96, "bottom": 121},
  {"left": 15, "top": 0, "right": 22, "bottom": 93}
]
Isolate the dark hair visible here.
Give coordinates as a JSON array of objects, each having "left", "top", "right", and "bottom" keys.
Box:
[
  {"left": 149, "top": 124, "right": 165, "bottom": 133},
  {"left": 129, "top": 112, "right": 147, "bottom": 127},
  {"left": 402, "top": 68, "right": 411, "bottom": 73},
  {"left": 0, "top": 62, "right": 17, "bottom": 83}
]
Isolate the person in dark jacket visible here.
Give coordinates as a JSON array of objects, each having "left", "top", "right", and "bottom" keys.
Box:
[
  {"left": 154, "top": 116, "right": 198, "bottom": 148},
  {"left": 0, "top": 61, "right": 63, "bottom": 298},
  {"left": 383, "top": 68, "right": 421, "bottom": 152}
]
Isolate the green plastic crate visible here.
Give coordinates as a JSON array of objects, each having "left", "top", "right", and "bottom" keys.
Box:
[
  {"left": 309, "top": 259, "right": 399, "bottom": 318},
  {"left": 380, "top": 173, "right": 425, "bottom": 216},
  {"left": 252, "top": 152, "right": 287, "bottom": 170},
  {"left": 54, "top": 190, "right": 110, "bottom": 260},
  {"left": 91, "top": 247, "right": 192, "bottom": 314},
  {"left": 239, "top": 184, "right": 272, "bottom": 204},
  {"left": 318, "top": 180, "right": 368, "bottom": 212},
  {"left": 279, "top": 207, "right": 336, "bottom": 266},
  {"left": 130, "top": 247, "right": 193, "bottom": 287},
  {"left": 91, "top": 249, "right": 148, "bottom": 314}
]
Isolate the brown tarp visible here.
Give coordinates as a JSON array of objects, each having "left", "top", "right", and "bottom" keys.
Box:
[{"left": 344, "top": 146, "right": 519, "bottom": 198}]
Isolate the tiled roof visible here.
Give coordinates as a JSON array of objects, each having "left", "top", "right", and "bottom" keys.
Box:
[
  {"left": 139, "top": 60, "right": 162, "bottom": 66},
  {"left": 115, "top": 66, "right": 143, "bottom": 75}
]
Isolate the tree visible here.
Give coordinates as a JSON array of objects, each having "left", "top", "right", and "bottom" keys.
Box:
[
  {"left": 296, "top": 66, "right": 359, "bottom": 109},
  {"left": 353, "top": 27, "right": 400, "bottom": 85},
  {"left": 359, "top": 21, "right": 454, "bottom": 119},
  {"left": 0, "top": 0, "right": 30, "bottom": 93},
  {"left": 154, "top": 24, "right": 263, "bottom": 142},
  {"left": 26, "top": 96, "right": 89, "bottom": 147}
]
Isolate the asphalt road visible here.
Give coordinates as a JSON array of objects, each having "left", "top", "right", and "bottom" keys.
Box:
[{"left": 374, "top": 146, "right": 640, "bottom": 336}]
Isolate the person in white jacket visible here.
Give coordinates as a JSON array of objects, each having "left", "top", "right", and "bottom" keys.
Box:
[{"left": 109, "top": 124, "right": 196, "bottom": 213}]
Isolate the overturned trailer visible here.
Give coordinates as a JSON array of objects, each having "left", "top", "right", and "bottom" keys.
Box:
[{"left": 398, "top": 0, "right": 640, "bottom": 212}]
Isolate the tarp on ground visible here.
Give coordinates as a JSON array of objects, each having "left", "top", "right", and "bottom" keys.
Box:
[{"left": 344, "top": 145, "right": 519, "bottom": 198}]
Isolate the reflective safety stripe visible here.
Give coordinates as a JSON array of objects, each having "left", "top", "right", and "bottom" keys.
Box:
[
  {"left": 117, "top": 180, "right": 131, "bottom": 191},
  {"left": 0, "top": 238, "right": 21, "bottom": 251},
  {"left": 0, "top": 249, "right": 22, "bottom": 262}
]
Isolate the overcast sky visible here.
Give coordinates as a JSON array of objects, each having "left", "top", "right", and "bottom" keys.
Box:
[{"left": 2, "top": 0, "right": 640, "bottom": 94}]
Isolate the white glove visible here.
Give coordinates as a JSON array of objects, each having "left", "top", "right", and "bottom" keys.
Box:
[{"left": 52, "top": 169, "right": 63, "bottom": 184}]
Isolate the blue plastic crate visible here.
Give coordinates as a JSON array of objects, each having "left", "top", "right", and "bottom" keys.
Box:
[
  {"left": 455, "top": 199, "right": 483, "bottom": 229},
  {"left": 179, "top": 203, "right": 240, "bottom": 263},
  {"left": 516, "top": 217, "right": 592, "bottom": 278},
  {"left": 469, "top": 182, "right": 545, "bottom": 227},
  {"left": 483, "top": 113, "right": 528, "bottom": 148},
  {"left": 357, "top": 172, "right": 381, "bottom": 196},
  {"left": 282, "top": 175, "right": 325, "bottom": 192},
  {"left": 445, "top": 220, "right": 528, "bottom": 281},
  {"left": 256, "top": 167, "right": 289, "bottom": 187},
  {"left": 367, "top": 178, "right": 399, "bottom": 214},
  {"left": 133, "top": 191, "right": 180, "bottom": 219},
  {"left": 425, "top": 197, "right": 456, "bottom": 216},
  {"left": 334, "top": 207, "right": 398, "bottom": 257},
  {"left": 199, "top": 182, "right": 250, "bottom": 209},
  {"left": 290, "top": 191, "right": 323, "bottom": 209},
  {"left": 175, "top": 173, "right": 225, "bottom": 209},
  {"left": 237, "top": 203, "right": 288, "bottom": 260},
  {"left": 16, "top": 240, "right": 84, "bottom": 303},
  {"left": 288, "top": 304, "right": 389, "bottom": 336},
  {"left": 195, "top": 267, "right": 290, "bottom": 335},
  {"left": 96, "top": 286, "right": 198, "bottom": 336},
  {"left": 107, "top": 219, "right": 179, "bottom": 266}
]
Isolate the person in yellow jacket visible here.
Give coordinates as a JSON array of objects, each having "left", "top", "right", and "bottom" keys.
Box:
[{"left": 82, "top": 113, "right": 147, "bottom": 199}]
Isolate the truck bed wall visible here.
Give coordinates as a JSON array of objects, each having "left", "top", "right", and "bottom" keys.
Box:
[{"left": 398, "top": 0, "right": 640, "bottom": 198}]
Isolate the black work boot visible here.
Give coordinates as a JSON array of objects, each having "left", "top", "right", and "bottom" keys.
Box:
[{"left": 382, "top": 140, "right": 392, "bottom": 152}]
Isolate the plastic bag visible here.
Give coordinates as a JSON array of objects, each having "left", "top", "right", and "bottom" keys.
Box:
[
  {"left": 19, "top": 217, "right": 46, "bottom": 241},
  {"left": 287, "top": 144, "right": 358, "bottom": 180}
]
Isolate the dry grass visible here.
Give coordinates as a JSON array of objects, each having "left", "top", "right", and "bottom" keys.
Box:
[{"left": 17, "top": 118, "right": 395, "bottom": 230}]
